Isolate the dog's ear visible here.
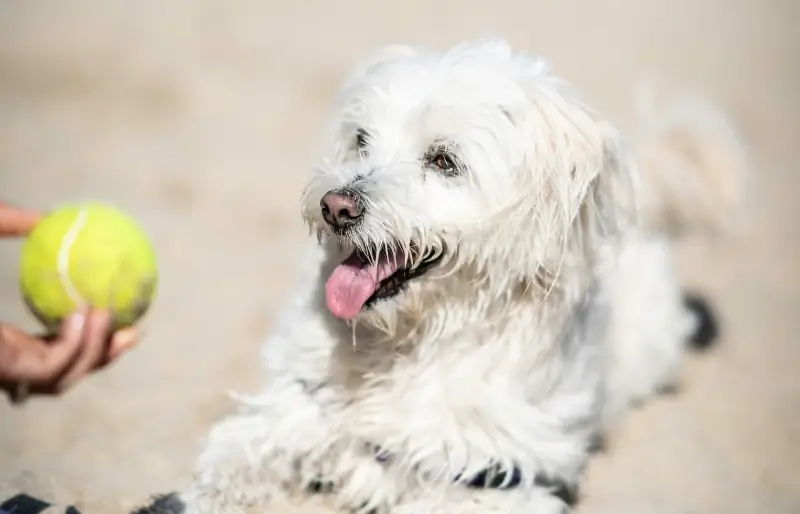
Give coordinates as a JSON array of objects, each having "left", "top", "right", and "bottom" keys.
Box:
[{"left": 509, "top": 55, "right": 637, "bottom": 276}]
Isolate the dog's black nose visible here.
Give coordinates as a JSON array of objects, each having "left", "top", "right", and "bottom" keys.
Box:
[{"left": 320, "top": 188, "right": 364, "bottom": 229}]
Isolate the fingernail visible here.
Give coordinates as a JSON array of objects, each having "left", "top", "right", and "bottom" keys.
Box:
[
  {"left": 114, "top": 330, "right": 138, "bottom": 350},
  {"left": 67, "top": 311, "right": 87, "bottom": 334}
]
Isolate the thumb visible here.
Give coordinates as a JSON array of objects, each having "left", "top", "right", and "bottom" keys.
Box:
[
  {"left": 0, "top": 205, "right": 42, "bottom": 237},
  {"left": 106, "top": 327, "right": 140, "bottom": 363}
]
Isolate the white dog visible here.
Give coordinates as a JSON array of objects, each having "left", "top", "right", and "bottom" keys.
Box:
[{"left": 137, "top": 38, "right": 746, "bottom": 514}]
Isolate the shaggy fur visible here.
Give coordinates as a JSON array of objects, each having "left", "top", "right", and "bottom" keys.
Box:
[{"left": 150, "top": 39, "right": 747, "bottom": 514}]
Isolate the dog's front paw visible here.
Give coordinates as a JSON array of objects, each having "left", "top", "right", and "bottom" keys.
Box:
[{"left": 174, "top": 488, "right": 253, "bottom": 514}]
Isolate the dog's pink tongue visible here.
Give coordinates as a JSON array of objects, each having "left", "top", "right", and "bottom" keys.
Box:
[{"left": 325, "top": 251, "right": 403, "bottom": 320}]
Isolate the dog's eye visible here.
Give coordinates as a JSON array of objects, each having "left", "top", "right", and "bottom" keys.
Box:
[
  {"left": 426, "top": 151, "right": 459, "bottom": 176},
  {"left": 355, "top": 129, "right": 369, "bottom": 156}
]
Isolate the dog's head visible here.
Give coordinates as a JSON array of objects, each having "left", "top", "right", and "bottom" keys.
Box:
[{"left": 302, "top": 39, "right": 634, "bottom": 328}]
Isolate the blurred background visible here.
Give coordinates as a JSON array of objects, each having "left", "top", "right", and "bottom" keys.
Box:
[{"left": 0, "top": 1, "right": 797, "bottom": 513}]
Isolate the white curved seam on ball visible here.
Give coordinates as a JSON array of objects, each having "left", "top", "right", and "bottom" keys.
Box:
[{"left": 57, "top": 208, "right": 88, "bottom": 306}]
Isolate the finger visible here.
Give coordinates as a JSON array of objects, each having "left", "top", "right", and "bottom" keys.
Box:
[
  {"left": 0, "top": 315, "right": 84, "bottom": 384},
  {"left": 104, "top": 327, "right": 139, "bottom": 364},
  {"left": 54, "top": 310, "right": 112, "bottom": 392},
  {"left": 0, "top": 324, "right": 47, "bottom": 382},
  {"left": 0, "top": 205, "right": 42, "bottom": 237}
]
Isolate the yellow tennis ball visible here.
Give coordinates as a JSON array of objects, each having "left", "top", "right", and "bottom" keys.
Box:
[{"left": 19, "top": 203, "right": 158, "bottom": 333}]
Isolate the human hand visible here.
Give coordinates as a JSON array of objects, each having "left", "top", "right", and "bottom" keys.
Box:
[
  {"left": 0, "top": 201, "right": 140, "bottom": 403},
  {"left": 0, "top": 311, "right": 138, "bottom": 402}
]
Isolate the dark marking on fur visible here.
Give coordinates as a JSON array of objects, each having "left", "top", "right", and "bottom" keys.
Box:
[
  {"left": 308, "top": 480, "right": 335, "bottom": 494},
  {"left": 131, "top": 492, "right": 185, "bottom": 514},
  {"left": 683, "top": 293, "right": 719, "bottom": 351},
  {"left": 535, "top": 474, "right": 579, "bottom": 507},
  {"left": 655, "top": 382, "right": 681, "bottom": 396},
  {"left": 588, "top": 431, "right": 607, "bottom": 454},
  {"left": 461, "top": 464, "right": 579, "bottom": 506},
  {"left": 368, "top": 442, "right": 393, "bottom": 463},
  {"left": 463, "top": 464, "right": 522, "bottom": 489},
  {"left": 355, "top": 129, "right": 370, "bottom": 155},
  {"left": 295, "top": 378, "right": 327, "bottom": 396}
]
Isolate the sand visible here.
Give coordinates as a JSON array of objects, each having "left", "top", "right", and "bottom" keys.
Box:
[{"left": 0, "top": 1, "right": 797, "bottom": 513}]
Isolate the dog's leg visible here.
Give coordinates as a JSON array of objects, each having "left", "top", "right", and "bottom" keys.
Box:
[
  {"left": 171, "top": 245, "right": 356, "bottom": 514},
  {"left": 602, "top": 236, "right": 694, "bottom": 422},
  {"left": 179, "top": 278, "right": 344, "bottom": 509},
  {"left": 176, "top": 373, "right": 337, "bottom": 514}
]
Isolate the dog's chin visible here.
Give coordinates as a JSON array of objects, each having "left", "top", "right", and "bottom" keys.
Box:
[{"left": 322, "top": 238, "right": 445, "bottom": 321}]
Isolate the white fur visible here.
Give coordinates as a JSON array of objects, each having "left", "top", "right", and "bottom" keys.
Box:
[{"left": 177, "top": 39, "right": 746, "bottom": 514}]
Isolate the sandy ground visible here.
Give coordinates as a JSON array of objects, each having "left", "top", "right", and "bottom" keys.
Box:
[{"left": 0, "top": 1, "right": 797, "bottom": 513}]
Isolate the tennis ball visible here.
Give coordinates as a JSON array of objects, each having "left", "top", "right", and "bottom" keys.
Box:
[{"left": 19, "top": 203, "right": 158, "bottom": 333}]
